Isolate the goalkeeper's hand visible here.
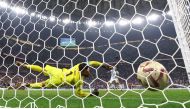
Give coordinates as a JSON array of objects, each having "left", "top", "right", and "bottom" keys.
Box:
[
  {"left": 89, "top": 88, "right": 99, "bottom": 96},
  {"left": 16, "top": 61, "right": 28, "bottom": 68},
  {"left": 16, "top": 61, "right": 23, "bottom": 66},
  {"left": 16, "top": 61, "right": 27, "bottom": 67}
]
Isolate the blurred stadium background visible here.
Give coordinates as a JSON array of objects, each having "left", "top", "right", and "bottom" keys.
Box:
[{"left": 0, "top": 0, "right": 190, "bottom": 108}]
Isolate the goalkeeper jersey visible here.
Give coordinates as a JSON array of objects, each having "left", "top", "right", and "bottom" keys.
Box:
[{"left": 43, "top": 61, "right": 103, "bottom": 97}]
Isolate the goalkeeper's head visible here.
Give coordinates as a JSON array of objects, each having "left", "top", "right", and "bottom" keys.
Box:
[{"left": 79, "top": 63, "right": 90, "bottom": 77}]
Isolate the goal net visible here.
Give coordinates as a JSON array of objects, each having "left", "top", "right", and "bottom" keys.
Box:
[
  {"left": 167, "top": 0, "right": 190, "bottom": 83},
  {"left": 0, "top": 0, "right": 189, "bottom": 108}
]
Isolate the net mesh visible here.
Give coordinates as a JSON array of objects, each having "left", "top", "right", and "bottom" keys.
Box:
[
  {"left": 0, "top": 0, "right": 190, "bottom": 108},
  {"left": 167, "top": 0, "right": 190, "bottom": 83}
]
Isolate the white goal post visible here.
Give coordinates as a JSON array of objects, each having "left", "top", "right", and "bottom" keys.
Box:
[{"left": 167, "top": 0, "right": 190, "bottom": 83}]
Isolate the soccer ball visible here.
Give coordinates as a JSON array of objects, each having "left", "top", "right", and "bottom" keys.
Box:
[{"left": 137, "top": 61, "right": 169, "bottom": 90}]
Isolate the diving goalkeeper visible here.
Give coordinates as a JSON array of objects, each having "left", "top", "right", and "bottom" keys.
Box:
[{"left": 16, "top": 61, "right": 112, "bottom": 97}]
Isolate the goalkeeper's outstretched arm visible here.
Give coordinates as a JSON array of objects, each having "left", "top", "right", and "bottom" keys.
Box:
[
  {"left": 75, "top": 82, "right": 90, "bottom": 97},
  {"left": 88, "top": 61, "right": 113, "bottom": 70},
  {"left": 16, "top": 61, "right": 44, "bottom": 73}
]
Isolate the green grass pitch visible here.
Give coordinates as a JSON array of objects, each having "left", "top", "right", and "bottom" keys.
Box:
[{"left": 0, "top": 89, "right": 190, "bottom": 108}]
